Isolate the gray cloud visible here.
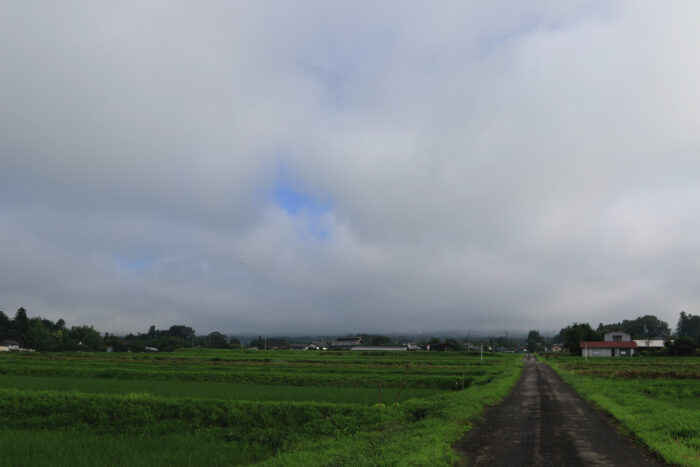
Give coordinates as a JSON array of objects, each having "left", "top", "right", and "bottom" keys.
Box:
[{"left": 1, "top": 1, "right": 699, "bottom": 335}]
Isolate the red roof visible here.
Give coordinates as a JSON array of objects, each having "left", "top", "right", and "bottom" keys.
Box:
[{"left": 580, "top": 341, "right": 637, "bottom": 348}]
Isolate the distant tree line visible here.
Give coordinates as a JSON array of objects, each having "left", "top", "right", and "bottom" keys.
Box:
[{"left": 0, "top": 307, "right": 241, "bottom": 352}]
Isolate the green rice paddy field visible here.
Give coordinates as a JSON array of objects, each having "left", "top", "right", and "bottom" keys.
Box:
[
  {"left": 0, "top": 349, "right": 522, "bottom": 466},
  {"left": 542, "top": 355, "right": 700, "bottom": 467}
]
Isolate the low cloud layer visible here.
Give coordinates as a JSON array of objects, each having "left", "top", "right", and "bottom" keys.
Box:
[{"left": 1, "top": 1, "right": 699, "bottom": 335}]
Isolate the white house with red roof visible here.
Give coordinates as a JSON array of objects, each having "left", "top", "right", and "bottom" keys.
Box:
[{"left": 580, "top": 329, "right": 637, "bottom": 357}]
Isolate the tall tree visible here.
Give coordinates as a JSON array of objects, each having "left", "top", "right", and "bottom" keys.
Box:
[
  {"left": 26, "top": 318, "right": 56, "bottom": 351},
  {"left": 168, "top": 325, "right": 195, "bottom": 341},
  {"left": 13, "top": 307, "right": 29, "bottom": 337},
  {"left": 0, "top": 310, "right": 10, "bottom": 336},
  {"left": 676, "top": 311, "right": 700, "bottom": 343},
  {"left": 69, "top": 325, "right": 103, "bottom": 351},
  {"left": 527, "top": 330, "right": 544, "bottom": 352},
  {"left": 206, "top": 332, "right": 229, "bottom": 348},
  {"left": 560, "top": 323, "right": 598, "bottom": 354}
]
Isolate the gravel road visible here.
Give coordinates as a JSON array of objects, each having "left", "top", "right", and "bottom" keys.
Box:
[{"left": 454, "top": 354, "right": 664, "bottom": 466}]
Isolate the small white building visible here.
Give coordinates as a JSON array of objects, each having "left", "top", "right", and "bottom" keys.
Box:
[
  {"left": 350, "top": 345, "right": 408, "bottom": 352},
  {"left": 0, "top": 339, "right": 20, "bottom": 352},
  {"left": 581, "top": 330, "right": 637, "bottom": 357},
  {"left": 633, "top": 339, "right": 666, "bottom": 349},
  {"left": 602, "top": 329, "right": 632, "bottom": 342}
]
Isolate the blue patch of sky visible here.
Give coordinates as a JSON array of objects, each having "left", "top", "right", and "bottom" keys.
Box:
[
  {"left": 274, "top": 182, "right": 331, "bottom": 217},
  {"left": 271, "top": 165, "right": 332, "bottom": 241},
  {"left": 273, "top": 166, "right": 331, "bottom": 217}
]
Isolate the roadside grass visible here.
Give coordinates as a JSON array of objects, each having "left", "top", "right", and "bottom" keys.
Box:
[
  {"left": 544, "top": 356, "right": 700, "bottom": 467},
  {"left": 260, "top": 359, "right": 523, "bottom": 466}
]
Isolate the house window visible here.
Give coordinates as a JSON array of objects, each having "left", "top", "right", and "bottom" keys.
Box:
[{"left": 612, "top": 335, "right": 622, "bottom": 342}]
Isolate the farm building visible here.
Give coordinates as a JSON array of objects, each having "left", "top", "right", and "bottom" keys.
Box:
[
  {"left": 633, "top": 339, "right": 666, "bottom": 349},
  {"left": 581, "top": 330, "right": 637, "bottom": 357},
  {"left": 290, "top": 343, "right": 323, "bottom": 351},
  {"left": 350, "top": 345, "right": 408, "bottom": 352},
  {"left": 330, "top": 337, "right": 363, "bottom": 350},
  {"left": 426, "top": 342, "right": 455, "bottom": 352},
  {"left": 0, "top": 339, "right": 21, "bottom": 351}
]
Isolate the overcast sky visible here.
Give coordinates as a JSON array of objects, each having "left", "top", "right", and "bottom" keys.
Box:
[{"left": 1, "top": 1, "right": 699, "bottom": 336}]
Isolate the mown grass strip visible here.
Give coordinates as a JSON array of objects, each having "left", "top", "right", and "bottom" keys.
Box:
[{"left": 544, "top": 356, "right": 700, "bottom": 467}]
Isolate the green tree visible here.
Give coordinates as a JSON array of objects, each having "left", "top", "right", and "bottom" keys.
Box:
[
  {"left": 629, "top": 315, "right": 670, "bottom": 347},
  {"left": 13, "top": 307, "right": 30, "bottom": 341},
  {"left": 560, "top": 323, "right": 598, "bottom": 354},
  {"left": 155, "top": 336, "right": 185, "bottom": 352},
  {"left": 0, "top": 310, "right": 10, "bottom": 336},
  {"left": 676, "top": 312, "right": 700, "bottom": 342},
  {"left": 26, "top": 317, "right": 57, "bottom": 351},
  {"left": 206, "top": 332, "right": 229, "bottom": 348},
  {"left": 526, "top": 330, "right": 544, "bottom": 353},
  {"left": 168, "top": 325, "right": 195, "bottom": 342},
  {"left": 668, "top": 336, "right": 696, "bottom": 356},
  {"left": 69, "top": 325, "right": 103, "bottom": 351},
  {"left": 103, "top": 333, "right": 128, "bottom": 352}
]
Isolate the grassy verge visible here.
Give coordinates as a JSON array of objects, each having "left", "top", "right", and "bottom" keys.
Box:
[
  {"left": 543, "top": 356, "right": 700, "bottom": 467},
  {"left": 260, "top": 358, "right": 523, "bottom": 466}
]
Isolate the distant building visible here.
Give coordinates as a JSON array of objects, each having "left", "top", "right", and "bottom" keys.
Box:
[
  {"left": 426, "top": 342, "right": 455, "bottom": 352},
  {"left": 290, "top": 343, "right": 322, "bottom": 351},
  {"left": 0, "top": 339, "right": 21, "bottom": 351},
  {"left": 350, "top": 345, "right": 408, "bottom": 352},
  {"left": 581, "top": 330, "right": 636, "bottom": 357},
  {"left": 602, "top": 329, "right": 632, "bottom": 342},
  {"left": 633, "top": 339, "right": 666, "bottom": 349},
  {"left": 330, "top": 337, "right": 363, "bottom": 350}
]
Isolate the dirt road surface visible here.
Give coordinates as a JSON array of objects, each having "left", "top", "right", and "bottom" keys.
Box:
[{"left": 454, "top": 355, "right": 663, "bottom": 466}]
